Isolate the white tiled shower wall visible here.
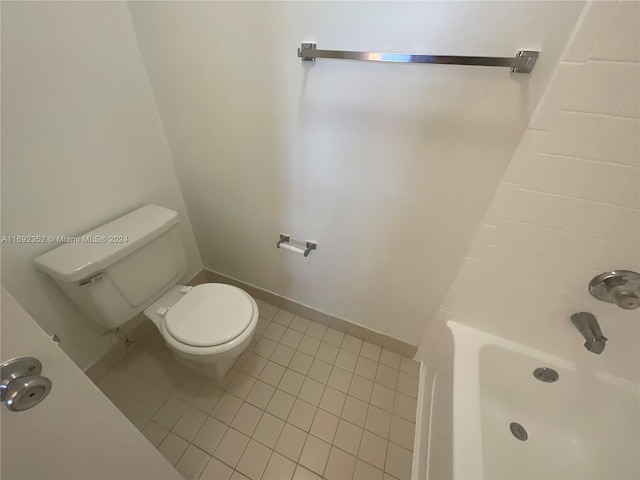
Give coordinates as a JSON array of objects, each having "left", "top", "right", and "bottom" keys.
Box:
[{"left": 429, "top": 1, "right": 639, "bottom": 382}]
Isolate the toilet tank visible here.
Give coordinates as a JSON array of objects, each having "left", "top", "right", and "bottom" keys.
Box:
[{"left": 34, "top": 205, "right": 189, "bottom": 329}]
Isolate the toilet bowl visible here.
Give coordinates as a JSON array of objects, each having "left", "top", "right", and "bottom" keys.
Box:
[{"left": 144, "top": 283, "right": 258, "bottom": 380}]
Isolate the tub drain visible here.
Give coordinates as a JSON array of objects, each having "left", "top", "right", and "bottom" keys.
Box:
[
  {"left": 533, "top": 367, "right": 558, "bottom": 382},
  {"left": 510, "top": 422, "right": 528, "bottom": 441}
]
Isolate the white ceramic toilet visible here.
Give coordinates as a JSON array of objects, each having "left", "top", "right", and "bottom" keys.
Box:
[{"left": 34, "top": 204, "right": 258, "bottom": 380}]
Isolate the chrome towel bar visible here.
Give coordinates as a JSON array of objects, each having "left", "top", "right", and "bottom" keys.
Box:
[{"left": 297, "top": 42, "right": 539, "bottom": 74}]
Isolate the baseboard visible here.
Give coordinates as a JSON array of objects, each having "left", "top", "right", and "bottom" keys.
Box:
[
  {"left": 85, "top": 267, "right": 419, "bottom": 382},
  {"left": 204, "top": 268, "right": 418, "bottom": 358}
]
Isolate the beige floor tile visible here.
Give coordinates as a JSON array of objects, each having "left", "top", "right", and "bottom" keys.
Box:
[
  {"left": 271, "top": 344, "right": 296, "bottom": 367},
  {"left": 289, "top": 351, "right": 314, "bottom": 376},
  {"left": 360, "top": 342, "right": 382, "bottom": 362},
  {"left": 341, "top": 395, "right": 368, "bottom": 427},
  {"left": 123, "top": 408, "right": 150, "bottom": 431},
  {"left": 247, "top": 334, "right": 260, "bottom": 352},
  {"left": 306, "top": 322, "right": 327, "bottom": 340},
  {"left": 273, "top": 309, "right": 295, "bottom": 327},
  {"left": 379, "top": 349, "right": 401, "bottom": 370},
  {"left": 172, "top": 407, "right": 207, "bottom": 441},
  {"left": 292, "top": 465, "right": 322, "bottom": 480},
  {"left": 375, "top": 364, "right": 399, "bottom": 390},
  {"left": 158, "top": 432, "right": 188, "bottom": 465},
  {"left": 97, "top": 370, "right": 134, "bottom": 401},
  {"left": 341, "top": 335, "right": 363, "bottom": 355},
  {"left": 385, "top": 442, "right": 413, "bottom": 479},
  {"left": 358, "top": 431, "right": 387, "bottom": 470},
  {"left": 239, "top": 353, "right": 268, "bottom": 378},
  {"left": 259, "top": 361, "right": 286, "bottom": 387},
  {"left": 275, "top": 423, "right": 307, "bottom": 462},
  {"left": 370, "top": 383, "right": 395, "bottom": 412},
  {"left": 192, "top": 417, "right": 228, "bottom": 455},
  {"left": 174, "top": 371, "right": 208, "bottom": 404},
  {"left": 266, "top": 389, "right": 295, "bottom": 420},
  {"left": 256, "top": 318, "right": 270, "bottom": 336},
  {"left": 135, "top": 386, "right": 170, "bottom": 418},
  {"left": 230, "top": 471, "right": 250, "bottom": 479},
  {"left": 192, "top": 382, "right": 224, "bottom": 414},
  {"left": 333, "top": 419, "right": 363, "bottom": 456},
  {"left": 324, "top": 446, "right": 356, "bottom": 480},
  {"left": 252, "top": 412, "right": 284, "bottom": 449},
  {"left": 297, "top": 335, "right": 321, "bottom": 356},
  {"left": 299, "top": 435, "right": 331, "bottom": 476},
  {"left": 262, "top": 451, "right": 296, "bottom": 480},
  {"left": 319, "top": 387, "right": 346, "bottom": 416},
  {"left": 389, "top": 415, "right": 415, "bottom": 451},
  {"left": 383, "top": 473, "right": 398, "bottom": 480},
  {"left": 214, "top": 428, "right": 250, "bottom": 468},
  {"left": 307, "top": 359, "right": 332, "bottom": 384},
  {"left": 400, "top": 357, "right": 420, "bottom": 377},
  {"left": 353, "top": 459, "right": 383, "bottom": 480},
  {"left": 277, "top": 368, "right": 302, "bottom": 394},
  {"left": 281, "top": 328, "right": 303, "bottom": 349},
  {"left": 212, "top": 393, "right": 243, "bottom": 425},
  {"left": 365, "top": 405, "right": 392, "bottom": 438},
  {"left": 153, "top": 396, "right": 189, "bottom": 429},
  {"left": 327, "top": 367, "right": 353, "bottom": 393},
  {"left": 214, "top": 368, "right": 237, "bottom": 391},
  {"left": 316, "top": 342, "right": 339, "bottom": 364},
  {"left": 175, "top": 445, "right": 210, "bottom": 480},
  {"left": 354, "top": 356, "right": 378, "bottom": 381},
  {"left": 298, "top": 377, "right": 325, "bottom": 406},
  {"left": 323, "top": 328, "right": 345, "bottom": 347},
  {"left": 230, "top": 350, "right": 247, "bottom": 368},
  {"left": 290, "top": 315, "right": 311, "bottom": 334},
  {"left": 396, "top": 372, "right": 419, "bottom": 398},
  {"left": 264, "top": 323, "right": 287, "bottom": 342},
  {"left": 348, "top": 375, "right": 373, "bottom": 403},
  {"left": 245, "top": 380, "right": 275, "bottom": 410},
  {"left": 227, "top": 372, "right": 256, "bottom": 400},
  {"left": 119, "top": 377, "right": 152, "bottom": 407},
  {"left": 335, "top": 349, "right": 358, "bottom": 372},
  {"left": 258, "top": 302, "right": 279, "bottom": 320},
  {"left": 309, "top": 409, "right": 339, "bottom": 443},
  {"left": 235, "top": 439, "right": 272, "bottom": 480},
  {"left": 393, "top": 392, "right": 417, "bottom": 422},
  {"left": 142, "top": 421, "right": 169, "bottom": 447},
  {"left": 200, "top": 457, "right": 233, "bottom": 480},
  {"left": 230, "top": 402, "right": 263, "bottom": 436},
  {"left": 254, "top": 337, "right": 278, "bottom": 359},
  {"left": 287, "top": 399, "right": 317, "bottom": 432}
]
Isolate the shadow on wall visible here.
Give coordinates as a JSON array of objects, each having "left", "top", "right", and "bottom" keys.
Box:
[
  {"left": 126, "top": 0, "right": 584, "bottom": 343},
  {"left": 290, "top": 59, "right": 532, "bottom": 333}
]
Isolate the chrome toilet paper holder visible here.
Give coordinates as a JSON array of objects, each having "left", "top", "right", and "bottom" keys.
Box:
[{"left": 276, "top": 234, "right": 317, "bottom": 257}]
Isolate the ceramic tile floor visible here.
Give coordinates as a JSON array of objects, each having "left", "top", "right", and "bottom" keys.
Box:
[{"left": 96, "top": 299, "right": 420, "bottom": 480}]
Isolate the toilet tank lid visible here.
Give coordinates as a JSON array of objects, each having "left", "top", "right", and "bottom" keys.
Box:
[{"left": 34, "top": 205, "right": 179, "bottom": 283}]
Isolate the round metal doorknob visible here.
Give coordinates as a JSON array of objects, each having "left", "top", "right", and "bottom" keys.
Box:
[
  {"left": 4, "top": 376, "right": 52, "bottom": 411},
  {"left": 1, "top": 357, "right": 52, "bottom": 412}
]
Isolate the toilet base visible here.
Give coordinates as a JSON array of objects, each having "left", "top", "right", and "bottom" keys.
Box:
[{"left": 172, "top": 351, "right": 235, "bottom": 381}]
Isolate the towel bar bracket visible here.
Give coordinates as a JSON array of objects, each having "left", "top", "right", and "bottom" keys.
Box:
[{"left": 511, "top": 50, "right": 539, "bottom": 74}]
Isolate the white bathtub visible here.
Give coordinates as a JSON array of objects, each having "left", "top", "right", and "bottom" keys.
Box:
[{"left": 414, "top": 321, "right": 640, "bottom": 480}]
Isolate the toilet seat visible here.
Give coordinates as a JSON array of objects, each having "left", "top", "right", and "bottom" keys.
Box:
[{"left": 164, "top": 284, "right": 255, "bottom": 347}]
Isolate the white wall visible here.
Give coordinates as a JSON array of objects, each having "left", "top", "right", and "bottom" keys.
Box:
[
  {"left": 128, "top": 1, "right": 583, "bottom": 345},
  {"left": 422, "top": 1, "right": 639, "bottom": 382},
  {"left": 1, "top": 2, "right": 203, "bottom": 370}
]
